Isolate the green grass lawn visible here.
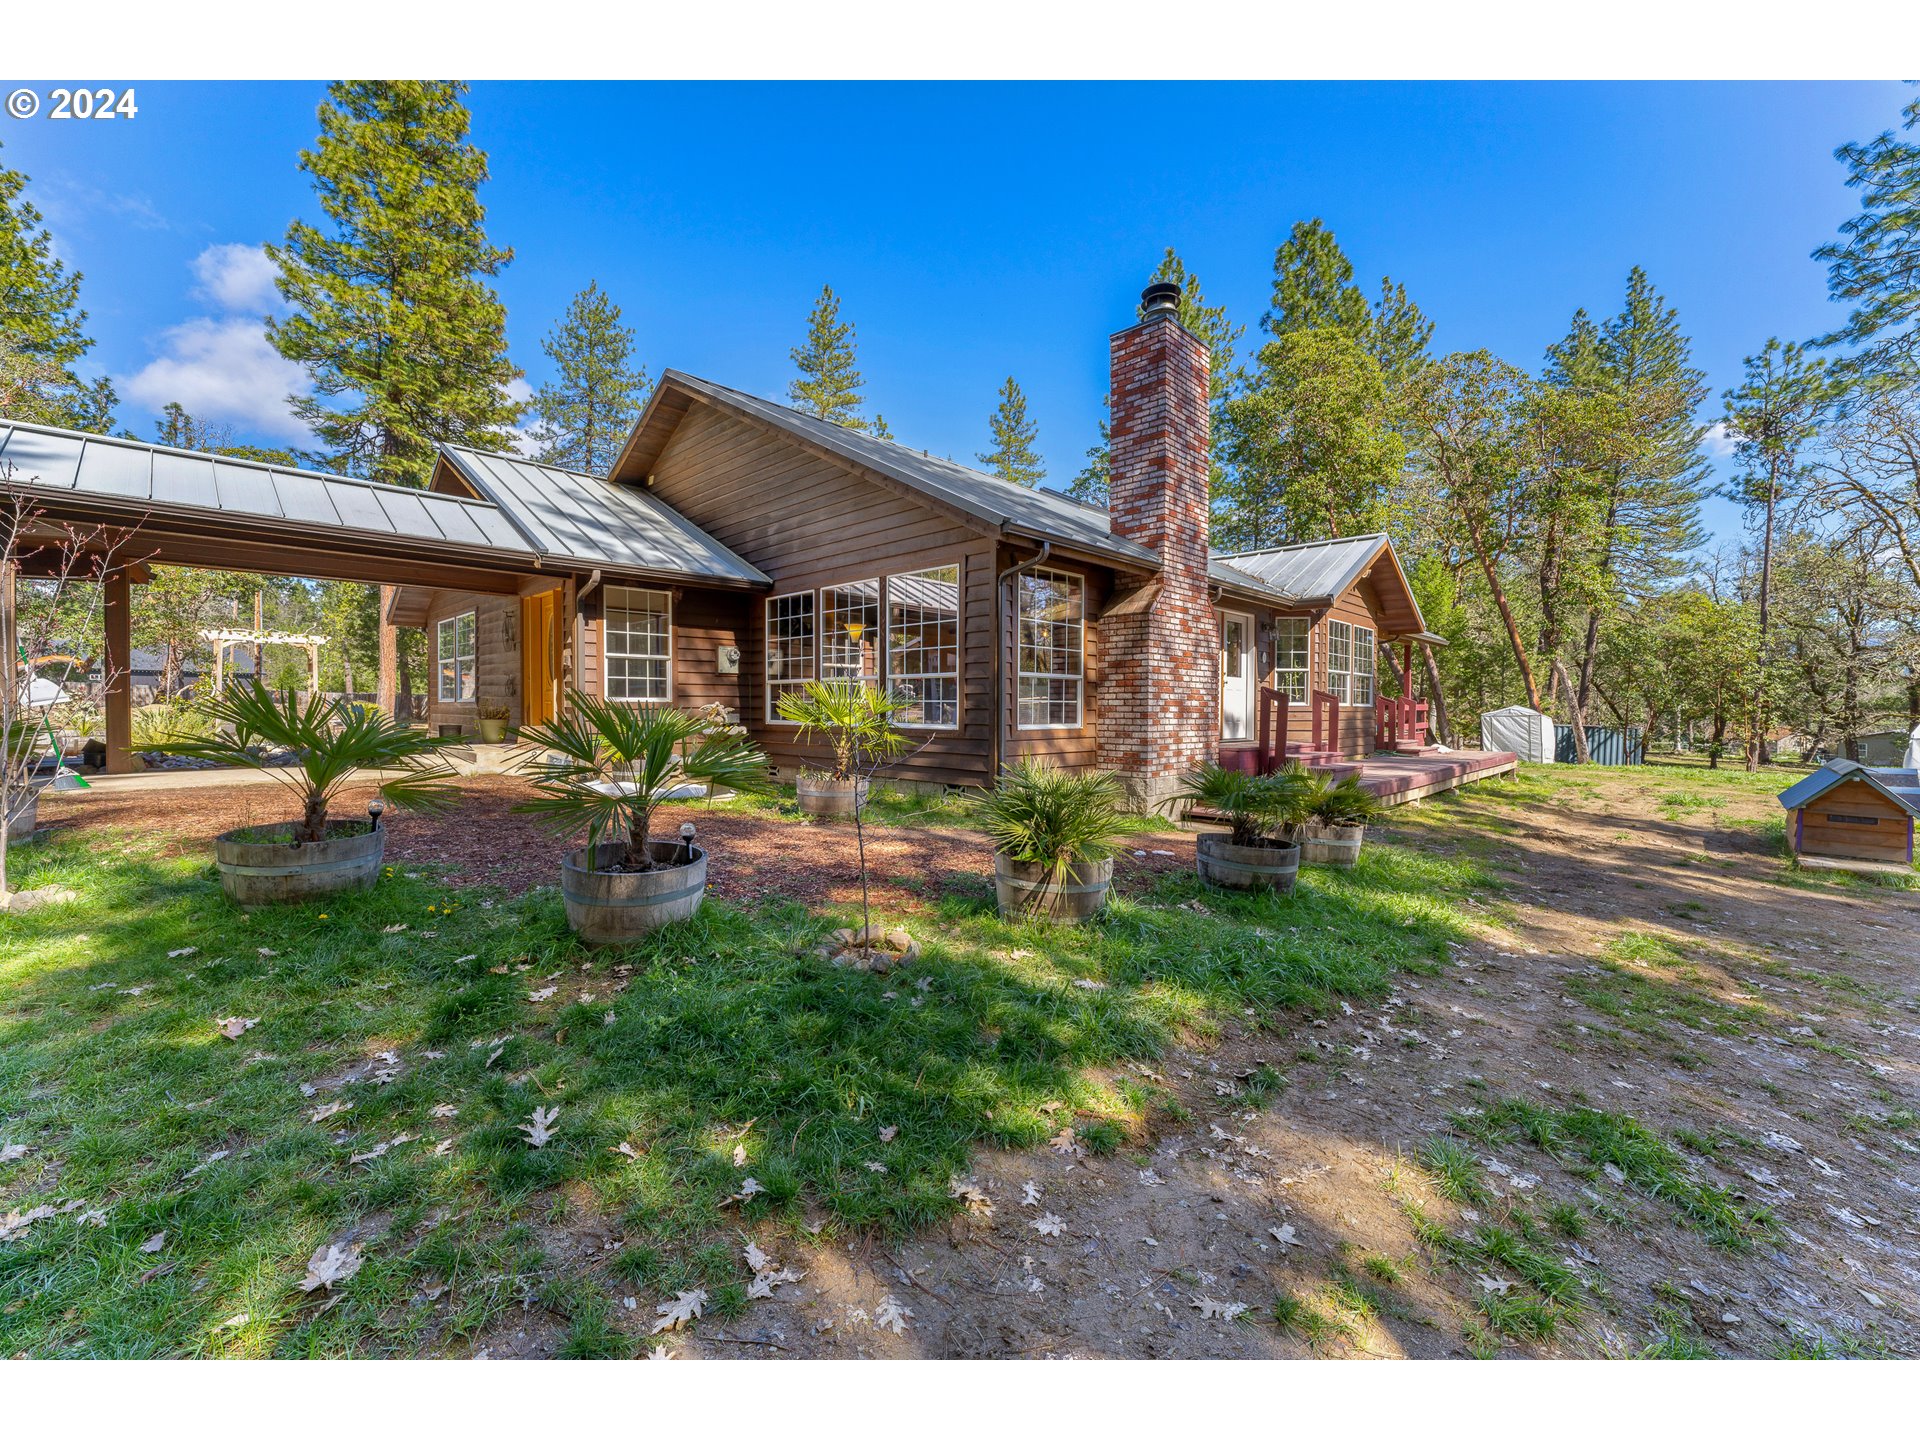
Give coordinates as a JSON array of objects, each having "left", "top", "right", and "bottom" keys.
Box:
[{"left": 0, "top": 817, "right": 1492, "bottom": 1357}]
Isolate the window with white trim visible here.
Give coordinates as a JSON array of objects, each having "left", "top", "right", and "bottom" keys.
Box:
[
  {"left": 885, "top": 565, "right": 960, "bottom": 728},
  {"left": 604, "top": 586, "right": 672, "bottom": 702},
  {"left": 765, "top": 592, "right": 815, "bottom": 721},
  {"left": 820, "top": 579, "right": 881, "bottom": 685},
  {"left": 1326, "top": 619, "right": 1375, "bottom": 706},
  {"left": 1274, "top": 616, "right": 1311, "bottom": 703},
  {"left": 437, "top": 610, "right": 476, "bottom": 702},
  {"left": 1016, "top": 568, "right": 1084, "bottom": 729}
]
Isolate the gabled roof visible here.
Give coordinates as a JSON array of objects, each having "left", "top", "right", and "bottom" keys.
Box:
[
  {"left": 434, "top": 444, "right": 768, "bottom": 587},
  {"left": 1213, "top": 533, "right": 1428, "bottom": 635},
  {"left": 0, "top": 418, "right": 529, "bottom": 552},
  {"left": 1777, "top": 759, "right": 1920, "bottom": 818},
  {"left": 614, "top": 371, "right": 1163, "bottom": 571}
]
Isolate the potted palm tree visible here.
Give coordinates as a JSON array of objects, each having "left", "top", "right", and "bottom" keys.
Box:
[
  {"left": 977, "top": 760, "right": 1139, "bottom": 923},
  {"left": 514, "top": 691, "right": 770, "bottom": 945},
  {"left": 1176, "top": 763, "right": 1313, "bottom": 893},
  {"left": 152, "top": 683, "right": 461, "bottom": 905},
  {"left": 1299, "top": 773, "right": 1385, "bottom": 868},
  {"left": 775, "top": 679, "right": 910, "bottom": 816}
]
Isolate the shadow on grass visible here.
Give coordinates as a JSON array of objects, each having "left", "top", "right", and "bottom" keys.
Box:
[{"left": 0, "top": 825, "right": 1487, "bottom": 1357}]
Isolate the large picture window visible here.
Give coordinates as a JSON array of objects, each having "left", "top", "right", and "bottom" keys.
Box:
[
  {"left": 1274, "top": 616, "right": 1311, "bottom": 703},
  {"left": 885, "top": 565, "right": 960, "bottom": 728},
  {"left": 820, "top": 579, "right": 881, "bottom": 685},
  {"left": 604, "top": 586, "right": 671, "bottom": 702},
  {"left": 1326, "top": 619, "right": 1375, "bottom": 706},
  {"left": 437, "top": 610, "right": 476, "bottom": 702},
  {"left": 766, "top": 591, "right": 815, "bottom": 721},
  {"left": 1016, "top": 568, "right": 1084, "bottom": 729}
]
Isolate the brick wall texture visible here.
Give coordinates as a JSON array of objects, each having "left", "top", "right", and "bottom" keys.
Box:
[{"left": 1096, "top": 307, "right": 1218, "bottom": 811}]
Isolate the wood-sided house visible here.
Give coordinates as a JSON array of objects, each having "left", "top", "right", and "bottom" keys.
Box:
[{"left": 400, "top": 283, "right": 1443, "bottom": 808}]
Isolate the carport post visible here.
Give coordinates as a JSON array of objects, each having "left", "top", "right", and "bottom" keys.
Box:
[{"left": 103, "top": 566, "right": 136, "bottom": 774}]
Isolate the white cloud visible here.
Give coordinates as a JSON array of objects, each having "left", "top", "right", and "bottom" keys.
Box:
[
  {"left": 120, "top": 317, "right": 312, "bottom": 444},
  {"left": 1702, "top": 421, "right": 1737, "bottom": 459},
  {"left": 192, "top": 243, "right": 281, "bottom": 314},
  {"left": 504, "top": 376, "right": 539, "bottom": 457}
]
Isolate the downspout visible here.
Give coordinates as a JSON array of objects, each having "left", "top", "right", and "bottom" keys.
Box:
[{"left": 991, "top": 541, "right": 1051, "bottom": 782}]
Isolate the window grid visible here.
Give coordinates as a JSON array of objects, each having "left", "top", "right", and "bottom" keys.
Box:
[
  {"left": 604, "top": 586, "right": 672, "bottom": 703},
  {"left": 1016, "top": 568, "right": 1084, "bottom": 729},
  {"left": 437, "top": 611, "right": 476, "bottom": 703},
  {"left": 820, "top": 579, "right": 881, "bottom": 685},
  {"left": 1352, "top": 626, "right": 1376, "bottom": 707},
  {"left": 1325, "top": 619, "right": 1374, "bottom": 706},
  {"left": 765, "top": 592, "right": 816, "bottom": 722},
  {"left": 884, "top": 565, "right": 960, "bottom": 729},
  {"left": 1274, "top": 616, "right": 1311, "bottom": 703}
]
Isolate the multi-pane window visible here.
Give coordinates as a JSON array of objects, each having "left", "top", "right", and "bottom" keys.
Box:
[
  {"left": 885, "top": 565, "right": 960, "bottom": 728},
  {"left": 766, "top": 592, "right": 816, "bottom": 721},
  {"left": 820, "top": 579, "right": 881, "bottom": 685},
  {"left": 604, "top": 586, "right": 671, "bottom": 702},
  {"left": 1017, "top": 568, "right": 1084, "bottom": 729},
  {"left": 1326, "top": 620, "right": 1375, "bottom": 706},
  {"left": 437, "top": 610, "right": 476, "bottom": 702},
  {"left": 1274, "top": 616, "right": 1311, "bottom": 703}
]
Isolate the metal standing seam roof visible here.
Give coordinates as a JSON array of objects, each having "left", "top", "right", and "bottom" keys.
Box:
[
  {"left": 1211, "top": 533, "right": 1396, "bottom": 603},
  {"left": 0, "top": 419, "right": 534, "bottom": 553},
  {"left": 1777, "top": 759, "right": 1920, "bottom": 818},
  {"left": 648, "top": 371, "right": 1163, "bottom": 570},
  {"left": 435, "top": 444, "right": 770, "bottom": 586}
]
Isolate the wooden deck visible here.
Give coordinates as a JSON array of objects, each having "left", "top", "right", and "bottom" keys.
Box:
[{"left": 1358, "top": 748, "right": 1518, "bottom": 807}]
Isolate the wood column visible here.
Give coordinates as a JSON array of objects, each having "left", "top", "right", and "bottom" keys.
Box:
[
  {"left": 103, "top": 566, "right": 135, "bottom": 774},
  {"left": 377, "top": 583, "right": 398, "bottom": 717}
]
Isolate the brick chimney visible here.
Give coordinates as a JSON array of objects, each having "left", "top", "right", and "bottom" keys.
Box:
[{"left": 1097, "top": 281, "right": 1217, "bottom": 811}]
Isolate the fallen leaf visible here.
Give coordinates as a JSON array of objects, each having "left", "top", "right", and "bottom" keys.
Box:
[
  {"left": 140, "top": 1231, "right": 168, "bottom": 1254},
  {"left": 873, "top": 1294, "right": 913, "bottom": 1334},
  {"left": 0, "top": 1142, "right": 27, "bottom": 1163},
  {"left": 1191, "top": 1296, "right": 1247, "bottom": 1321},
  {"left": 1048, "top": 1127, "right": 1083, "bottom": 1156},
  {"left": 215, "top": 1016, "right": 259, "bottom": 1040},
  {"left": 864, "top": 1160, "right": 888, "bottom": 1173},
  {"left": 878, "top": 1125, "right": 898, "bottom": 1143},
  {"left": 430, "top": 1103, "right": 458, "bottom": 1120},
  {"left": 518, "top": 1106, "right": 560, "bottom": 1149},
  {"left": 731, "top": 1144, "right": 748, "bottom": 1167},
  {"left": 612, "top": 1141, "right": 640, "bottom": 1161},
  {"left": 168, "top": 947, "right": 197, "bottom": 958},
  {"left": 746, "top": 1266, "right": 805, "bottom": 1300},
  {"left": 1269, "top": 1224, "right": 1302, "bottom": 1247},
  {"left": 651, "top": 1289, "right": 707, "bottom": 1334},
  {"left": 300, "top": 1242, "right": 364, "bottom": 1292},
  {"left": 527, "top": 986, "right": 557, "bottom": 1003},
  {"left": 309, "top": 1101, "right": 353, "bottom": 1124},
  {"left": 1030, "top": 1212, "right": 1065, "bottom": 1237},
  {"left": 1020, "top": 1181, "right": 1042, "bottom": 1207}
]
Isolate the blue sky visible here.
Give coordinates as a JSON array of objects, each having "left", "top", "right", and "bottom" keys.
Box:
[{"left": 2, "top": 79, "right": 1910, "bottom": 545}]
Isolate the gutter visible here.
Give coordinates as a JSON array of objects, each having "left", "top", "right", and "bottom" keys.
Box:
[{"left": 991, "top": 541, "right": 1051, "bottom": 782}]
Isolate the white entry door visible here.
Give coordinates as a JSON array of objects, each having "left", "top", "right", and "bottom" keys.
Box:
[{"left": 1219, "top": 610, "right": 1254, "bottom": 741}]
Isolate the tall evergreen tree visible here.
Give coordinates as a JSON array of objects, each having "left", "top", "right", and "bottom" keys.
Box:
[
  {"left": 787, "top": 284, "right": 871, "bottom": 430},
  {"left": 267, "top": 81, "right": 522, "bottom": 489},
  {"left": 1261, "top": 219, "right": 1433, "bottom": 386},
  {"left": 1721, "top": 339, "right": 1829, "bottom": 767},
  {"left": 1816, "top": 92, "right": 1920, "bottom": 392},
  {"left": 531, "top": 281, "right": 651, "bottom": 474},
  {"left": 977, "top": 377, "right": 1045, "bottom": 487},
  {"left": 1067, "top": 412, "right": 1111, "bottom": 505},
  {"left": 1571, "top": 268, "right": 1710, "bottom": 707},
  {"left": 0, "top": 141, "right": 102, "bottom": 429}
]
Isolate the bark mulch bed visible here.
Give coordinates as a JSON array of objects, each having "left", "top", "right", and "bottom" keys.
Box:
[{"left": 36, "top": 773, "right": 1198, "bottom": 915}]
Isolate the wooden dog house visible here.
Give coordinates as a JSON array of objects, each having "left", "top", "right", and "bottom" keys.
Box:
[{"left": 1777, "top": 760, "right": 1919, "bottom": 875}]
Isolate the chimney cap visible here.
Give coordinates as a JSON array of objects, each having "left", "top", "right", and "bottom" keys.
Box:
[{"left": 1140, "top": 281, "right": 1181, "bottom": 318}]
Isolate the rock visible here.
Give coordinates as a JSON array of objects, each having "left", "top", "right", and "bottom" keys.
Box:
[{"left": 0, "top": 885, "right": 80, "bottom": 912}]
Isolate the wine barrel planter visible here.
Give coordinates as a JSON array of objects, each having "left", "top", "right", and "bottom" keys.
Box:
[
  {"left": 1195, "top": 833, "right": 1300, "bottom": 893},
  {"left": 213, "top": 821, "right": 384, "bottom": 906},
  {"left": 5, "top": 792, "right": 38, "bottom": 846},
  {"left": 992, "top": 854, "right": 1113, "bottom": 923},
  {"left": 795, "top": 774, "right": 867, "bottom": 818},
  {"left": 561, "top": 839, "right": 708, "bottom": 946},
  {"left": 1301, "top": 822, "right": 1365, "bottom": 868}
]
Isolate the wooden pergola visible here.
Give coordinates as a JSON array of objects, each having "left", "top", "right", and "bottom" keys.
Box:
[{"left": 203, "top": 628, "right": 327, "bottom": 695}]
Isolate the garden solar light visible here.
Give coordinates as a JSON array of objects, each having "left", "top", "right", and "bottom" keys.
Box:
[{"left": 367, "top": 797, "right": 385, "bottom": 828}]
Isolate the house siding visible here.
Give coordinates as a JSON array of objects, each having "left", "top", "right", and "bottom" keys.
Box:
[
  {"left": 641, "top": 402, "right": 999, "bottom": 788},
  {"left": 422, "top": 590, "right": 522, "bottom": 733}
]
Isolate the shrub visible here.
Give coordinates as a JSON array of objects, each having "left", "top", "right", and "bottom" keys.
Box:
[
  {"left": 1175, "top": 762, "right": 1314, "bottom": 846},
  {"left": 977, "top": 761, "right": 1140, "bottom": 880}
]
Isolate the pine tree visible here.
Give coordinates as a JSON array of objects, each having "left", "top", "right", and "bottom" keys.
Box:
[
  {"left": 788, "top": 285, "right": 870, "bottom": 430},
  {"left": 1571, "top": 268, "right": 1710, "bottom": 707},
  {"left": 869, "top": 414, "right": 894, "bottom": 441},
  {"left": 1816, "top": 92, "right": 1920, "bottom": 391},
  {"left": 267, "top": 81, "right": 521, "bottom": 489},
  {"left": 1721, "top": 339, "right": 1829, "bottom": 767},
  {"left": 1262, "top": 219, "right": 1432, "bottom": 385},
  {"left": 531, "top": 281, "right": 650, "bottom": 474},
  {"left": 0, "top": 141, "right": 101, "bottom": 428},
  {"left": 977, "top": 377, "right": 1045, "bottom": 488},
  {"left": 1067, "top": 412, "right": 1111, "bottom": 505}
]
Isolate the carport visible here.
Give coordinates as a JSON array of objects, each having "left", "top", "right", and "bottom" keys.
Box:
[{"left": 0, "top": 419, "right": 579, "bottom": 773}]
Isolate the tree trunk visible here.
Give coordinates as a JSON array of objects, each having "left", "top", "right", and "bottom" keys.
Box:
[
  {"left": 1552, "top": 657, "right": 1591, "bottom": 763},
  {"left": 1747, "top": 478, "right": 1778, "bottom": 772},
  {"left": 1462, "top": 509, "right": 1544, "bottom": 712},
  {"left": 1419, "top": 644, "right": 1453, "bottom": 746}
]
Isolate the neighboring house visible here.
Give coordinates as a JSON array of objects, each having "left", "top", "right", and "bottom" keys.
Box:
[
  {"left": 401, "top": 283, "right": 1437, "bottom": 807},
  {"left": 0, "top": 283, "right": 1446, "bottom": 798}
]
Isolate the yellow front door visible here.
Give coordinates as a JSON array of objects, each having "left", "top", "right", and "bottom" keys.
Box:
[{"left": 521, "top": 590, "right": 560, "bottom": 728}]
